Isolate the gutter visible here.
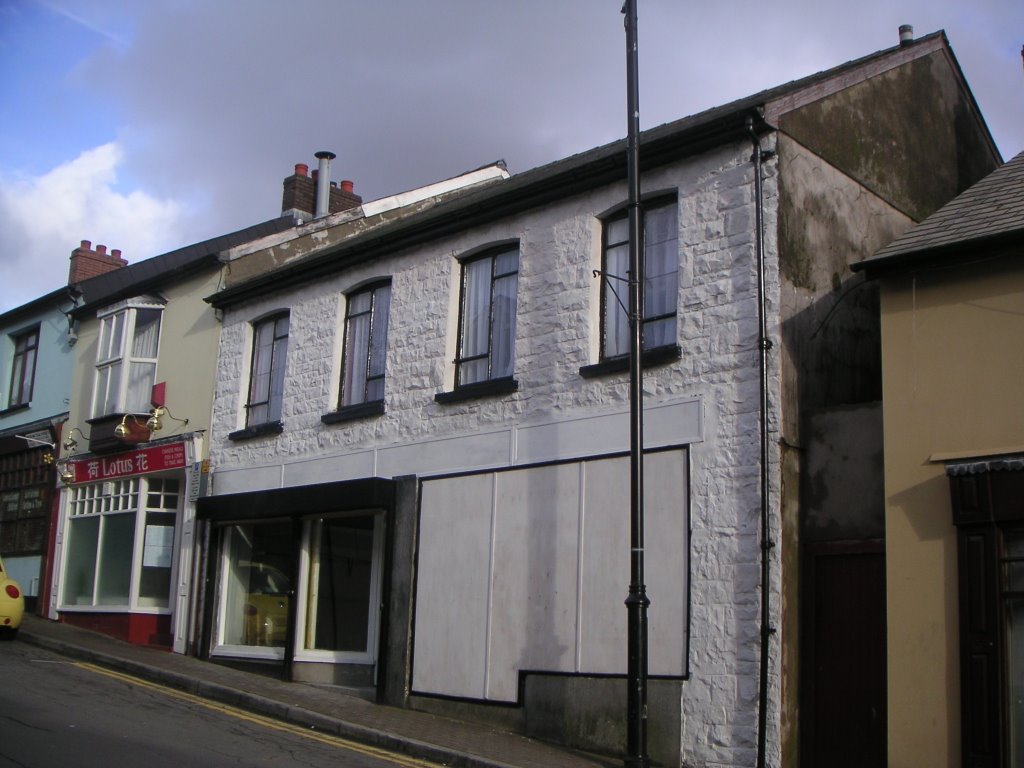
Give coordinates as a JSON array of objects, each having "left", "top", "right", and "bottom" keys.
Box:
[
  {"left": 852, "top": 230, "right": 1024, "bottom": 280},
  {"left": 209, "top": 110, "right": 766, "bottom": 310},
  {"left": 71, "top": 253, "right": 222, "bottom": 319}
]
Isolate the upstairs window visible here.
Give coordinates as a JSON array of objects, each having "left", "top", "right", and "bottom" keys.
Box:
[
  {"left": 455, "top": 246, "right": 519, "bottom": 387},
  {"left": 8, "top": 326, "right": 39, "bottom": 408},
  {"left": 340, "top": 282, "right": 391, "bottom": 408},
  {"left": 246, "top": 313, "right": 289, "bottom": 426},
  {"left": 93, "top": 304, "right": 162, "bottom": 417},
  {"left": 601, "top": 198, "right": 678, "bottom": 359}
]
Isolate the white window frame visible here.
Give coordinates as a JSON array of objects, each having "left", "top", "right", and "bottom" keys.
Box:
[
  {"left": 58, "top": 473, "right": 182, "bottom": 614},
  {"left": 92, "top": 298, "right": 164, "bottom": 418},
  {"left": 293, "top": 512, "right": 385, "bottom": 665},
  {"left": 210, "top": 520, "right": 292, "bottom": 661}
]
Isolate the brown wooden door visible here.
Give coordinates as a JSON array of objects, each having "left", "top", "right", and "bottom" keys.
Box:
[{"left": 802, "top": 540, "right": 887, "bottom": 767}]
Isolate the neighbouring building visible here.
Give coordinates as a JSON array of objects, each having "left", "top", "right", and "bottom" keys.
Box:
[
  {"left": 0, "top": 242, "right": 129, "bottom": 614},
  {"left": 853, "top": 150, "right": 1024, "bottom": 768},
  {"left": 51, "top": 218, "right": 299, "bottom": 651},
  {"left": 192, "top": 29, "right": 999, "bottom": 766}
]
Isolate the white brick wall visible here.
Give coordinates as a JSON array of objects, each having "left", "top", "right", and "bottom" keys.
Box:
[{"left": 210, "top": 137, "right": 782, "bottom": 767}]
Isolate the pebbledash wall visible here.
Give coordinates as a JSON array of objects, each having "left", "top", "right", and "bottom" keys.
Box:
[{"left": 205, "top": 139, "right": 781, "bottom": 767}]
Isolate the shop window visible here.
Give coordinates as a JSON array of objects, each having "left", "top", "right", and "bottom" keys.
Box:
[
  {"left": 600, "top": 198, "right": 678, "bottom": 360},
  {"left": 8, "top": 325, "right": 39, "bottom": 408},
  {"left": 950, "top": 463, "right": 1024, "bottom": 767},
  {"left": 1004, "top": 529, "right": 1024, "bottom": 766},
  {"left": 216, "top": 521, "right": 293, "bottom": 655},
  {"left": 0, "top": 449, "right": 50, "bottom": 557},
  {"left": 61, "top": 476, "right": 180, "bottom": 610},
  {"left": 93, "top": 303, "right": 163, "bottom": 417},
  {"left": 297, "top": 514, "right": 384, "bottom": 660}
]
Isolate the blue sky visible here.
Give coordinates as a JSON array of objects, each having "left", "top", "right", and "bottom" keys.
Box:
[{"left": 1, "top": 0, "right": 1022, "bottom": 312}]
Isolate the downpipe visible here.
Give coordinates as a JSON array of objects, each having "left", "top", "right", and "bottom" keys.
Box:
[{"left": 748, "top": 116, "right": 776, "bottom": 768}]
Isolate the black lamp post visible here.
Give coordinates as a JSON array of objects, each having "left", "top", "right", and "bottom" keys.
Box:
[{"left": 622, "top": 1, "right": 650, "bottom": 766}]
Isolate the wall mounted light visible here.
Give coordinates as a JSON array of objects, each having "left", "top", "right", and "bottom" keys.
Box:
[
  {"left": 62, "top": 426, "right": 91, "bottom": 451},
  {"left": 146, "top": 406, "right": 189, "bottom": 433},
  {"left": 57, "top": 460, "right": 75, "bottom": 484},
  {"left": 113, "top": 415, "right": 147, "bottom": 439}
]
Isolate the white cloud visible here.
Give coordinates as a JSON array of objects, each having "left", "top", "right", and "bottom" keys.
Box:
[{"left": 0, "top": 142, "right": 182, "bottom": 312}]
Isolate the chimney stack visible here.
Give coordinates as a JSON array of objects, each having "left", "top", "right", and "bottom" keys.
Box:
[
  {"left": 280, "top": 153, "right": 363, "bottom": 222},
  {"left": 69, "top": 240, "right": 128, "bottom": 285}
]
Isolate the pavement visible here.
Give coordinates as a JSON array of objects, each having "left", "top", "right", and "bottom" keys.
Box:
[{"left": 16, "top": 614, "right": 620, "bottom": 768}]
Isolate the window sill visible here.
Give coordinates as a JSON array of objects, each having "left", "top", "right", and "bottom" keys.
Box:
[
  {"left": 321, "top": 400, "right": 385, "bottom": 425},
  {"left": 434, "top": 377, "right": 518, "bottom": 404},
  {"left": 0, "top": 402, "right": 30, "bottom": 418},
  {"left": 578, "top": 345, "right": 682, "bottom": 379},
  {"left": 228, "top": 421, "right": 284, "bottom": 441}
]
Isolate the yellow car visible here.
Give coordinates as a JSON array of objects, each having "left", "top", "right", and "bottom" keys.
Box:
[{"left": 0, "top": 555, "right": 25, "bottom": 639}]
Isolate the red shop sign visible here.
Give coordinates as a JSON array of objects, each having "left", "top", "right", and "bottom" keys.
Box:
[{"left": 71, "top": 442, "right": 188, "bottom": 484}]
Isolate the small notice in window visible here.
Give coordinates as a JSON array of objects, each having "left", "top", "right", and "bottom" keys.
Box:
[{"left": 143, "top": 525, "right": 174, "bottom": 568}]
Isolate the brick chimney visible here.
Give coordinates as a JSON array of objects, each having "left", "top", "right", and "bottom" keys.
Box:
[
  {"left": 281, "top": 157, "right": 362, "bottom": 222},
  {"left": 68, "top": 240, "right": 128, "bottom": 285}
]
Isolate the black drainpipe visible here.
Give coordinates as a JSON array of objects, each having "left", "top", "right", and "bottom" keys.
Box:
[{"left": 748, "top": 115, "right": 776, "bottom": 768}]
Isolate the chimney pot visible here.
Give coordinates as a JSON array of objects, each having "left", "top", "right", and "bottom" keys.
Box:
[
  {"left": 899, "top": 24, "right": 913, "bottom": 45},
  {"left": 313, "top": 151, "right": 335, "bottom": 219},
  {"left": 311, "top": 169, "right": 319, "bottom": 181},
  {"left": 340, "top": 180, "right": 354, "bottom": 194},
  {"left": 294, "top": 163, "right": 309, "bottom": 177},
  {"left": 80, "top": 240, "right": 91, "bottom": 250},
  {"left": 111, "top": 249, "right": 122, "bottom": 259},
  {"left": 96, "top": 244, "right": 107, "bottom": 255}
]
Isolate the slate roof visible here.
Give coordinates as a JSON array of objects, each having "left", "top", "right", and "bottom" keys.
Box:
[
  {"left": 211, "top": 32, "right": 967, "bottom": 308},
  {"left": 71, "top": 216, "right": 296, "bottom": 317},
  {"left": 854, "top": 150, "right": 1024, "bottom": 275}
]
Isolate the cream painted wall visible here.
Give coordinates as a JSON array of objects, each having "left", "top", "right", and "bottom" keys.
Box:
[
  {"left": 61, "top": 266, "right": 223, "bottom": 461},
  {"left": 881, "top": 253, "right": 1024, "bottom": 767}
]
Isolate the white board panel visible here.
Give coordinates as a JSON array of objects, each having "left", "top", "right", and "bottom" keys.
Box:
[
  {"left": 487, "top": 464, "right": 582, "bottom": 700},
  {"left": 414, "top": 449, "right": 688, "bottom": 701},
  {"left": 412, "top": 473, "right": 495, "bottom": 698}
]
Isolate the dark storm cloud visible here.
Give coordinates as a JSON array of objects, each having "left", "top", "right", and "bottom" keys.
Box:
[
  {"left": 2, "top": 0, "right": 1021, "bottom": 312},
  {"left": 78, "top": 1, "right": 628, "bottom": 243}
]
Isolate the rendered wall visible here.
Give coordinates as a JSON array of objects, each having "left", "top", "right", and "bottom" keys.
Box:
[
  {"left": 0, "top": 303, "right": 72, "bottom": 429},
  {"left": 880, "top": 252, "right": 1024, "bottom": 767}
]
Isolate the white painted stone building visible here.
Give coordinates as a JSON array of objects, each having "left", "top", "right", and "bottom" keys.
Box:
[{"left": 194, "top": 31, "right": 999, "bottom": 767}]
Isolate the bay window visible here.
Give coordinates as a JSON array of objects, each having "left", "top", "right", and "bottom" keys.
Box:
[{"left": 93, "top": 302, "right": 163, "bottom": 417}]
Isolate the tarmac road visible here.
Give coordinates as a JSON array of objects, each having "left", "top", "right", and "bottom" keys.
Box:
[{"left": 0, "top": 640, "right": 442, "bottom": 768}]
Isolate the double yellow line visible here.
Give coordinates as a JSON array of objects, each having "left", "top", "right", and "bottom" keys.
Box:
[{"left": 74, "top": 662, "right": 442, "bottom": 768}]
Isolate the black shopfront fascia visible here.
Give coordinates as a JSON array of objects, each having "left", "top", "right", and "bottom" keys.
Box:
[
  {"left": 948, "top": 460, "right": 1024, "bottom": 768},
  {"left": 194, "top": 478, "right": 397, "bottom": 681}
]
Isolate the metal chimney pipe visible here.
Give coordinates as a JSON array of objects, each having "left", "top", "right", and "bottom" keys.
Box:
[
  {"left": 899, "top": 24, "right": 914, "bottom": 46},
  {"left": 314, "top": 151, "right": 336, "bottom": 218}
]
